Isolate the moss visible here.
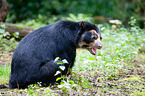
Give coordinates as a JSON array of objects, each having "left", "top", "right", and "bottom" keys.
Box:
[{"left": 16, "top": 25, "right": 24, "bottom": 30}]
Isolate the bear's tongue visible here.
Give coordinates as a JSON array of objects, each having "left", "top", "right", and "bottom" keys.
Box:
[{"left": 92, "top": 48, "right": 97, "bottom": 55}]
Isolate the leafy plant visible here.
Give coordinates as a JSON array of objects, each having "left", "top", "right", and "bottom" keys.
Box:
[
  {"left": 54, "top": 57, "right": 69, "bottom": 81},
  {"left": 64, "top": 13, "right": 94, "bottom": 22},
  {"left": 7, "top": 0, "right": 144, "bottom": 24},
  {"left": 128, "top": 17, "right": 141, "bottom": 33},
  {"left": 0, "top": 24, "right": 19, "bottom": 51}
]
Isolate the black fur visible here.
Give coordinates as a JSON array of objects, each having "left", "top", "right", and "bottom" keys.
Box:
[{"left": 9, "top": 21, "right": 101, "bottom": 89}]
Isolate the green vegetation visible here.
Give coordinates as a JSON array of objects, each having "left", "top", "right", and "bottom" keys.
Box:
[
  {"left": 7, "top": 0, "right": 144, "bottom": 26},
  {"left": 0, "top": 16, "right": 145, "bottom": 95},
  {"left": 0, "top": 65, "right": 10, "bottom": 84},
  {"left": 0, "top": 24, "right": 19, "bottom": 51},
  {"left": 16, "top": 14, "right": 94, "bottom": 28}
]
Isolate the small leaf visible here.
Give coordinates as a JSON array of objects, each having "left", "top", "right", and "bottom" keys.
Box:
[
  {"left": 54, "top": 57, "right": 60, "bottom": 63},
  {"left": 88, "top": 57, "right": 95, "bottom": 60},
  {"left": 57, "top": 62, "right": 63, "bottom": 65},
  {"left": 121, "top": 43, "right": 125, "bottom": 46},
  {"left": 132, "top": 51, "right": 137, "bottom": 54},
  {"left": 69, "top": 80, "right": 74, "bottom": 84},
  {"left": 96, "top": 56, "right": 101, "bottom": 59},
  {"left": 59, "top": 66, "right": 65, "bottom": 71},
  {"left": 62, "top": 59, "right": 68, "bottom": 64},
  {"left": 57, "top": 85, "right": 64, "bottom": 88},
  {"left": 56, "top": 77, "right": 61, "bottom": 81},
  {"left": 54, "top": 71, "right": 61, "bottom": 76},
  {"left": 13, "top": 32, "right": 19, "bottom": 38}
]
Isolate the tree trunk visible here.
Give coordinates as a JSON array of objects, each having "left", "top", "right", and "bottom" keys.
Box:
[
  {"left": 0, "top": 0, "right": 9, "bottom": 22},
  {"left": 0, "top": 22, "right": 35, "bottom": 36}
]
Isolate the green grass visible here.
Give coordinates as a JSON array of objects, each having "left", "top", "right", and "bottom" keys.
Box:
[
  {"left": 0, "top": 28, "right": 145, "bottom": 95},
  {"left": 0, "top": 65, "right": 10, "bottom": 84}
]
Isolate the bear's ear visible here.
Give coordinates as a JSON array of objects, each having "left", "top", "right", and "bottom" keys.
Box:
[
  {"left": 79, "top": 21, "right": 85, "bottom": 29},
  {"left": 76, "top": 22, "right": 86, "bottom": 45}
]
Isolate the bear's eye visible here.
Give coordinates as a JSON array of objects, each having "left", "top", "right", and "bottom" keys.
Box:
[{"left": 92, "top": 36, "right": 96, "bottom": 40}]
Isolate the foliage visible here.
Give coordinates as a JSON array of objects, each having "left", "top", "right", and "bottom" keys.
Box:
[
  {"left": 128, "top": 17, "right": 141, "bottom": 33},
  {"left": 0, "top": 24, "right": 19, "bottom": 52},
  {"left": 7, "top": 0, "right": 144, "bottom": 25},
  {"left": 16, "top": 14, "right": 94, "bottom": 28},
  {"left": 64, "top": 13, "right": 94, "bottom": 22}
]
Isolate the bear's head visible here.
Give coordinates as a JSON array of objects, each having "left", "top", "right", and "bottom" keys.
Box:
[{"left": 77, "top": 22, "right": 102, "bottom": 55}]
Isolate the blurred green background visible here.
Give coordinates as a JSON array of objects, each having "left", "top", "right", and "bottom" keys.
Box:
[{"left": 6, "top": 0, "right": 145, "bottom": 28}]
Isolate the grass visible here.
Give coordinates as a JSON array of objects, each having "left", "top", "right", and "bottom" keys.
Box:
[
  {"left": 0, "top": 27, "right": 145, "bottom": 95},
  {"left": 0, "top": 65, "right": 10, "bottom": 84}
]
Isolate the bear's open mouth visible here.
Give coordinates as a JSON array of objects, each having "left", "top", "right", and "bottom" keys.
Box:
[{"left": 89, "top": 48, "right": 97, "bottom": 55}]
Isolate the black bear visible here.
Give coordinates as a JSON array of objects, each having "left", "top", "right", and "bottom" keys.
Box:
[{"left": 9, "top": 21, "right": 102, "bottom": 89}]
